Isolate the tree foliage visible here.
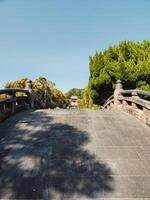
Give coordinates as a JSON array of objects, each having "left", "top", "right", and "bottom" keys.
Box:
[
  {"left": 51, "top": 88, "right": 68, "bottom": 108},
  {"left": 4, "top": 77, "right": 68, "bottom": 108},
  {"left": 65, "top": 88, "right": 83, "bottom": 99},
  {"left": 78, "top": 86, "right": 90, "bottom": 108},
  {"left": 5, "top": 78, "right": 28, "bottom": 89},
  {"left": 88, "top": 40, "right": 150, "bottom": 104}
]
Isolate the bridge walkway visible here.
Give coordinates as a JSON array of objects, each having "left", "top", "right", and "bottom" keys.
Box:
[{"left": 0, "top": 109, "right": 150, "bottom": 199}]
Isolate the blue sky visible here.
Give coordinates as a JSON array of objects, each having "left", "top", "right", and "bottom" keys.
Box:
[{"left": 0, "top": 0, "right": 150, "bottom": 92}]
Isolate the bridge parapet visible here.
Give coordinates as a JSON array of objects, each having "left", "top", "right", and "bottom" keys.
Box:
[
  {"left": 103, "top": 80, "right": 150, "bottom": 126},
  {"left": 0, "top": 80, "right": 34, "bottom": 122}
]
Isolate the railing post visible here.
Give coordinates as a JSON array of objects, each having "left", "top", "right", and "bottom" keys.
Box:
[
  {"left": 12, "top": 100, "right": 16, "bottom": 113},
  {"left": 7, "top": 92, "right": 16, "bottom": 114},
  {"left": 25, "top": 80, "right": 34, "bottom": 108},
  {"left": 114, "top": 80, "right": 123, "bottom": 108},
  {"left": 131, "top": 90, "right": 139, "bottom": 109}
]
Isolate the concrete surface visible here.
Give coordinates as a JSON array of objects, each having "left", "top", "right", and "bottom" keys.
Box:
[{"left": 0, "top": 109, "right": 150, "bottom": 199}]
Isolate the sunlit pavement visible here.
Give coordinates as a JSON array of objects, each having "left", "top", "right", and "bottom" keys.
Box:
[{"left": 0, "top": 109, "right": 150, "bottom": 199}]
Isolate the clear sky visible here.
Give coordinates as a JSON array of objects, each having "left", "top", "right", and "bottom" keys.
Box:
[{"left": 0, "top": 0, "right": 150, "bottom": 92}]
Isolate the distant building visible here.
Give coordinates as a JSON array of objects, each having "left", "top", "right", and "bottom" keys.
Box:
[{"left": 70, "top": 95, "right": 78, "bottom": 107}]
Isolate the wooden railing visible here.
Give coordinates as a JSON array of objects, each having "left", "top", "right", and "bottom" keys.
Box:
[
  {"left": 0, "top": 81, "right": 34, "bottom": 122},
  {"left": 103, "top": 80, "right": 150, "bottom": 126}
]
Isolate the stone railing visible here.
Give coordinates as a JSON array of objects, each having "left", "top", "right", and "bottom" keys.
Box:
[
  {"left": 103, "top": 80, "right": 150, "bottom": 126},
  {"left": 0, "top": 80, "right": 34, "bottom": 122}
]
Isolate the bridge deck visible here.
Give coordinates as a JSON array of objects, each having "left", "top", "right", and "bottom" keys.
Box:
[{"left": 0, "top": 109, "right": 150, "bottom": 199}]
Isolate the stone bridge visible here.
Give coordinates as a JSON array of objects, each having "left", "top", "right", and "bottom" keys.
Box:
[{"left": 0, "top": 81, "right": 150, "bottom": 199}]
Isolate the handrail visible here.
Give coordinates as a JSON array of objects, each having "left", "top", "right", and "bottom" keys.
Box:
[
  {"left": 120, "top": 90, "right": 136, "bottom": 95},
  {"left": 103, "top": 94, "right": 114, "bottom": 108},
  {"left": 0, "top": 81, "right": 34, "bottom": 122},
  {"left": 0, "top": 88, "right": 30, "bottom": 95},
  {"left": 137, "top": 91, "right": 150, "bottom": 98},
  {"left": 120, "top": 90, "right": 150, "bottom": 98},
  {"left": 103, "top": 80, "right": 150, "bottom": 126}
]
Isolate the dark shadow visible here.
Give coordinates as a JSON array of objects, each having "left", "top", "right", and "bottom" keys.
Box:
[{"left": 0, "top": 110, "right": 114, "bottom": 199}]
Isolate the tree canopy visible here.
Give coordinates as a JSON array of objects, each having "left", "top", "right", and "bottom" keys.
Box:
[
  {"left": 2, "top": 40, "right": 150, "bottom": 108},
  {"left": 4, "top": 77, "right": 68, "bottom": 108},
  {"left": 65, "top": 88, "right": 83, "bottom": 99},
  {"left": 88, "top": 40, "right": 150, "bottom": 105}
]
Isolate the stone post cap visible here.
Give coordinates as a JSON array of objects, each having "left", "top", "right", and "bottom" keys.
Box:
[
  {"left": 117, "top": 80, "right": 122, "bottom": 84},
  {"left": 25, "top": 80, "right": 33, "bottom": 92},
  {"left": 115, "top": 80, "right": 123, "bottom": 90},
  {"left": 26, "top": 80, "right": 32, "bottom": 84}
]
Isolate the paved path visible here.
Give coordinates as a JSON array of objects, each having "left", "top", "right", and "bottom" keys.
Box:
[{"left": 0, "top": 109, "right": 150, "bottom": 199}]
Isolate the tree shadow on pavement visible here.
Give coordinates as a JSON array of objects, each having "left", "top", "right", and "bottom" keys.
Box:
[{"left": 0, "top": 110, "right": 114, "bottom": 199}]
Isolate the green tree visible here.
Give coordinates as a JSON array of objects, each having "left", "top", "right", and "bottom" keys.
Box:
[
  {"left": 4, "top": 76, "right": 67, "bottom": 109},
  {"left": 65, "top": 88, "right": 83, "bottom": 99},
  {"left": 88, "top": 40, "right": 150, "bottom": 105}
]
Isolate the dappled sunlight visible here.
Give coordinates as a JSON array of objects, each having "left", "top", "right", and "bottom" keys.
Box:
[{"left": 0, "top": 110, "right": 114, "bottom": 199}]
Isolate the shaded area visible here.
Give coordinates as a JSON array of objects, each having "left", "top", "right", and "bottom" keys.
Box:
[{"left": 0, "top": 110, "right": 114, "bottom": 199}]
